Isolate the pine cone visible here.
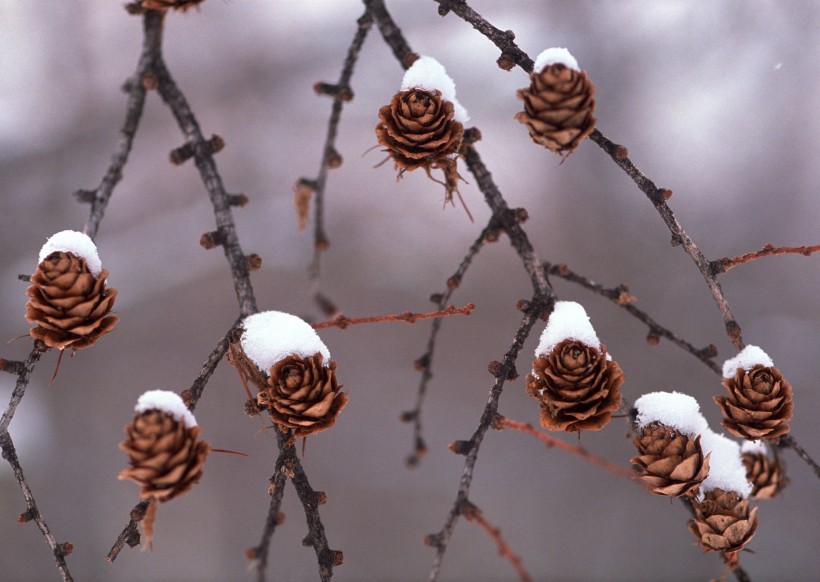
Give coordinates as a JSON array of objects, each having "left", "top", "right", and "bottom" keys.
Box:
[
  {"left": 631, "top": 422, "right": 711, "bottom": 496},
  {"left": 742, "top": 451, "right": 788, "bottom": 499},
  {"left": 525, "top": 339, "right": 623, "bottom": 432},
  {"left": 257, "top": 353, "right": 348, "bottom": 438},
  {"left": 376, "top": 89, "right": 463, "bottom": 173},
  {"left": 515, "top": 63, "right": 596, "bottom": 154},
  {"left": 688, "top": 488, "right": 758, "bottom": 569},
  {"left": 25, "top": 251, "right": 118, "bottom": 350},
  {"left": 119, "top": 409, "right": 210, "bottom": 502},
  {"left": 714, "top": 365, "right": 793, "bottom": 440}
]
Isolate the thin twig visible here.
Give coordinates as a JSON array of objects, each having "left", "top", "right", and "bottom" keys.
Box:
[
  {"left": 79, "top": 11, "right": 158, "bottom": 240},
  {"left": 106, "top": 498, "right": 151, "bottom": 562},
  {"left": 307, "top": 11, "right": 373, "bottom": 313},
  {"left": 459, "top": 500, "right": 533, "bottom": 582},
  {"left": 183, "top": 322, "right": 237, "bottom": 412},
  {"left": 313, "top": 303, "right": 474, "bottom": 330},
  {"left": 494, "top": 415, "right": 638, "bottom": 482},
  {"left": 0, "top": 344, "right": 45, "bottom": 435},
  {"left": 778, "top": 435, "right": 820, "bottom": 480},
  {"left": 589, "top": 131, "right": 745, "bottom": 350},
  {"left": 147, "top": 11, "right": 258, "bottom": 317},
  {"left": 404, "top": 222, "right": 496, "bottom": 466},
  {"left": 545, "top": 262, "right": 721, "bottom": 374},
  {"left": 276, "top": 429, "right": 341, "bottom": 582},
  {"left": 426, "top": 297, "right": 549, "bottom": 582},
  {"left": 713, "top": 243, "right": 819, "bottom": 274},
  {"left": 249, "top": 449, "right": 287, "bottom": 582}
]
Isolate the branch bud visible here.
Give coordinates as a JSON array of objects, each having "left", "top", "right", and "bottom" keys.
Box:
[{"left": 246, "top": 254, "right": 263, "bottom": 272}]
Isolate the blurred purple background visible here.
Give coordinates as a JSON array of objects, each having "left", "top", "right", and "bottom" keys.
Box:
[{"left": 1, "top": 1, "right": 818, "bottom": 580}]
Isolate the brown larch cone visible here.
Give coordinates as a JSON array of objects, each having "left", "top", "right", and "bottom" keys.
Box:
[
  {"left": 118, "top": 409, "right": 210, "bottom": 503},
  {"left": 257, "top": 353, "right": 348, "bottom": 438},
  {"left": 742, "top": 451, "right": 788, "bottom": 499},
  {"left": 714, "top": 364, "right": 793, "bottom": 440},
  {"left": 631, "top": 422, "right": 711, "bottom": 497},
  {"left": 525, "top": 339, "right": 623, "bottom": 432},
  {"left": 688, "top": 488, "right": 758, "bottom": 569},
  {"left": 375, "top": 89, "right": 464, "bottom": 205},
  {"left": 25, "top": 251, "right": 118, "bottom": 350},
  {"left": 515, "top": 63, "right": 596, "bottom": 155}
]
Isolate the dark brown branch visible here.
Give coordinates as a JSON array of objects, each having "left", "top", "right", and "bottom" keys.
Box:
[
  {"left": 182, "top": 323, "right": 236, "bottom": 412},
  {"left": 0, "top": 344, "right": 46, "bottom": 436},
  {"left": 426, "top": 297, "right": 549, "bottom": 581},
  {"left": 778, "top": 435, "right": 820, "bottom": 480},
  {"left": 0, "top": 431, "right": 74, "bottom": 581},
  {"left": 363, "top": 0, "right": 416, "bottom": 67},
  {"left": 713, "top": 243, "right": 819, "bottom": 274},
  {"left": 276, "top": 429, "right": 341, "bottom": 582},
  {"left": 79, "top": 10, "right": 158, "bottom": 240},
  {"left": 545, "top": 262, "right": 721, "bottom": 374},
  {"left": 313, "top": 303, "right": 474, "bottom": 330},
  {"left": 307, "top": 10, "right": 372, "bottom": 313},
  {"left": 459, "top": 500, "right": 532, "bottom": 582},
  {"left": 431, "top": 1, "right": 534, "bottom": 73},
  {"left": 404, "top": 222, "right": 496, "bottom": 467},
  {"left": 0, "top": 358, "right": 26, "bottom": 377},
  {"left": 106, "top": 498, "right": 151, "bottom": 562},
  {"left": 248, "top": 445, "right": 287, "bottom": 582},
  {"left": 145, "top": 10, "right": 258, "bottom": 317},
  {"left": 589, "top": 131, "right": 744, "bottom": 350}
]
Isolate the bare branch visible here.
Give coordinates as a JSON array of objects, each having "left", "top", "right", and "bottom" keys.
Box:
[
  {"left": 248, "top": 451, "right": 287, "bottom": 582},
  {"left": 106, "top": 499, "right": 151, "bottom": 563},
  {"left": 713, "top": 243, "right": 820, "bottom": 274},
  {"left": 313, "top": 303, "right": 474, "bottom": 330},
  {"left": 459, "top": 500, "right": 532, "bottom": 582}
]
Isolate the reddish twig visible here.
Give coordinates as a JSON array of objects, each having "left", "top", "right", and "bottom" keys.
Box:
[
  {"left": 493, "top": 415, "right": 637, "bottom": 482},
  {"left": 312, "top": 303, "right": 475, "bottom": 330},
  {"left": 713, "top": 243, "right": 820, "bottom": 274},
  {"left": 459, "top": 500, "right": 532, "bottom": 582}
]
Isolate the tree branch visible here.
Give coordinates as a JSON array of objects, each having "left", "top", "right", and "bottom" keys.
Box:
[
  {"left": 713, "top": 243, "right": 819, "bottom": 274},
  {"left": 247, "top": 448, "right": 287, "bottom": 582},
  {"left": 459, "top": 500, "right": 532, "bottom": 582},
  {"left": 313, "top": 303, "right": 474, "bottom": 330}
]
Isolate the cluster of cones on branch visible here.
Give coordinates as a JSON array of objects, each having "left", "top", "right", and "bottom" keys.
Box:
[{"left": 523, "top": 302, "right": 795, "bottom": 571}]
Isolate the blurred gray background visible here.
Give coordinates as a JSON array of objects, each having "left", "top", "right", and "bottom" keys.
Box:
[{"left": 1, "top": 1, "right": 818, "bottom": 581}]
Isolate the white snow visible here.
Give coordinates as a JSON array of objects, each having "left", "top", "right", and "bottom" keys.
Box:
[
  {"left": 699, "top": 430, "right": 753, "bottom": 497},
  {"left": 535, "top": 301, "right": 600, "bottom": 356},
  {"left": 634, "top": 391, "right": 709, "bottom": 436},
  {"left": 741, "top": 440, "right": 767, "bottom": 455},
  {"left": 240, "top": 311, "right": 331, "bottom": 371},
  {"left": 722, "top": 345, "right": 774, "bottom": 378},
  {"left": 135, "top": 390, "right": 197, "bottom": 428},
  {"left": 534, "top": 47, "right": 579, "bottom": 73},
  {"left": 401, "top": 55, "right": 469, "bottom": 123},
  {"left": 39, "top": 230, "right": 102, "bottom": 277}
]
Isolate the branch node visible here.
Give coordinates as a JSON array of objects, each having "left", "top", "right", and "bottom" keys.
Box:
[
  {"left": 281, "top": 458, "right": 296, "bottom": 479},
  {"left": 659, "top": 188, "right": 673, "bottom": 200},
  {"left": 17, "top": 274, "right": 31, "bottom": 283},
  {"left": 17, "top": 509, "right": 35, "bottom": 524},
  {"left": 446, "top": 276, "right": 460, "bottom": 290},
  {"left": 275, "top": 512, "right": 286, "bottom": 525},
  {"left": 513, "top": 208, "right": 529, "bottom": 223},
  {"left": 207, "top": 134, "right": 225, "bottom": 155},
  {"left": 313, "top": 491, "right": 328, "bottom": 506},
  {"left": 315, "top": 233, "right": 331, "bottom": 251},
  {"left": 515, "top": 299, "right": 530, "bottom": 312},
  {"left": 491, "top": 413, "right": 506, "bottom": 431},
  {"left": 328, "top": 549, "right": 345, "bottom": 567},
  {"left": 246, "top": 254, "right": 263, "bottom": 272},
  {"left": 413, "top": 354, "right": 430, "bottom": 372},
  {"left": 326, "top": 147, "right": 343, "bottom": 169},
  {"left": 448, "top": 440, "right": 473, "bottom": 456},
  {"left": 671, "top": 233, "right": 684, "bottom": 247},
  {"left": 169, "top": 142, "right": 195, "bottom": 165},
  {"left": 646, "top": 332, "right": 661, "bottom": 346},
  {"left": 72, "top": 189, "right": 97, "bottom": 204},
  {"left": 140, "top": 72, "right": 158, "bottom": 91},
  {"left": 56, "top": 542, "right": 74, "bottom": 557},
  {"left": 701, "top": 344, "right": 719, "bottom": 359},
  {"left": 199, "top": 230, "right": 226, "bottom": 250},
  {"left": 613, "top": 145, "right": 629, "bottom": 160},
  {"left": 0, "top": 358, "right": 26, "bottom": 376},
  {"left": 424, "top": 533, "right": 443, "bottom": 548},
  {"left": 504, "top": 29, "right": 516, "bottom": 40},
  {"left": 401, "top": 52, "right": 420, "bottom": 69},
  {"left": 399, "top": 410, "right": 418, "bottom": 422},
  {"left": 227, "top": 193, "right": 249, "bottom": 207},
  {"left": 429, "top": 293, "right": 444, "bottom": 304},
  {"left": 463, "top": 127, "right": 482, "bottom": 145},
  {"left": 497, "top": 53, "right": 516, "bottom": 71}
]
